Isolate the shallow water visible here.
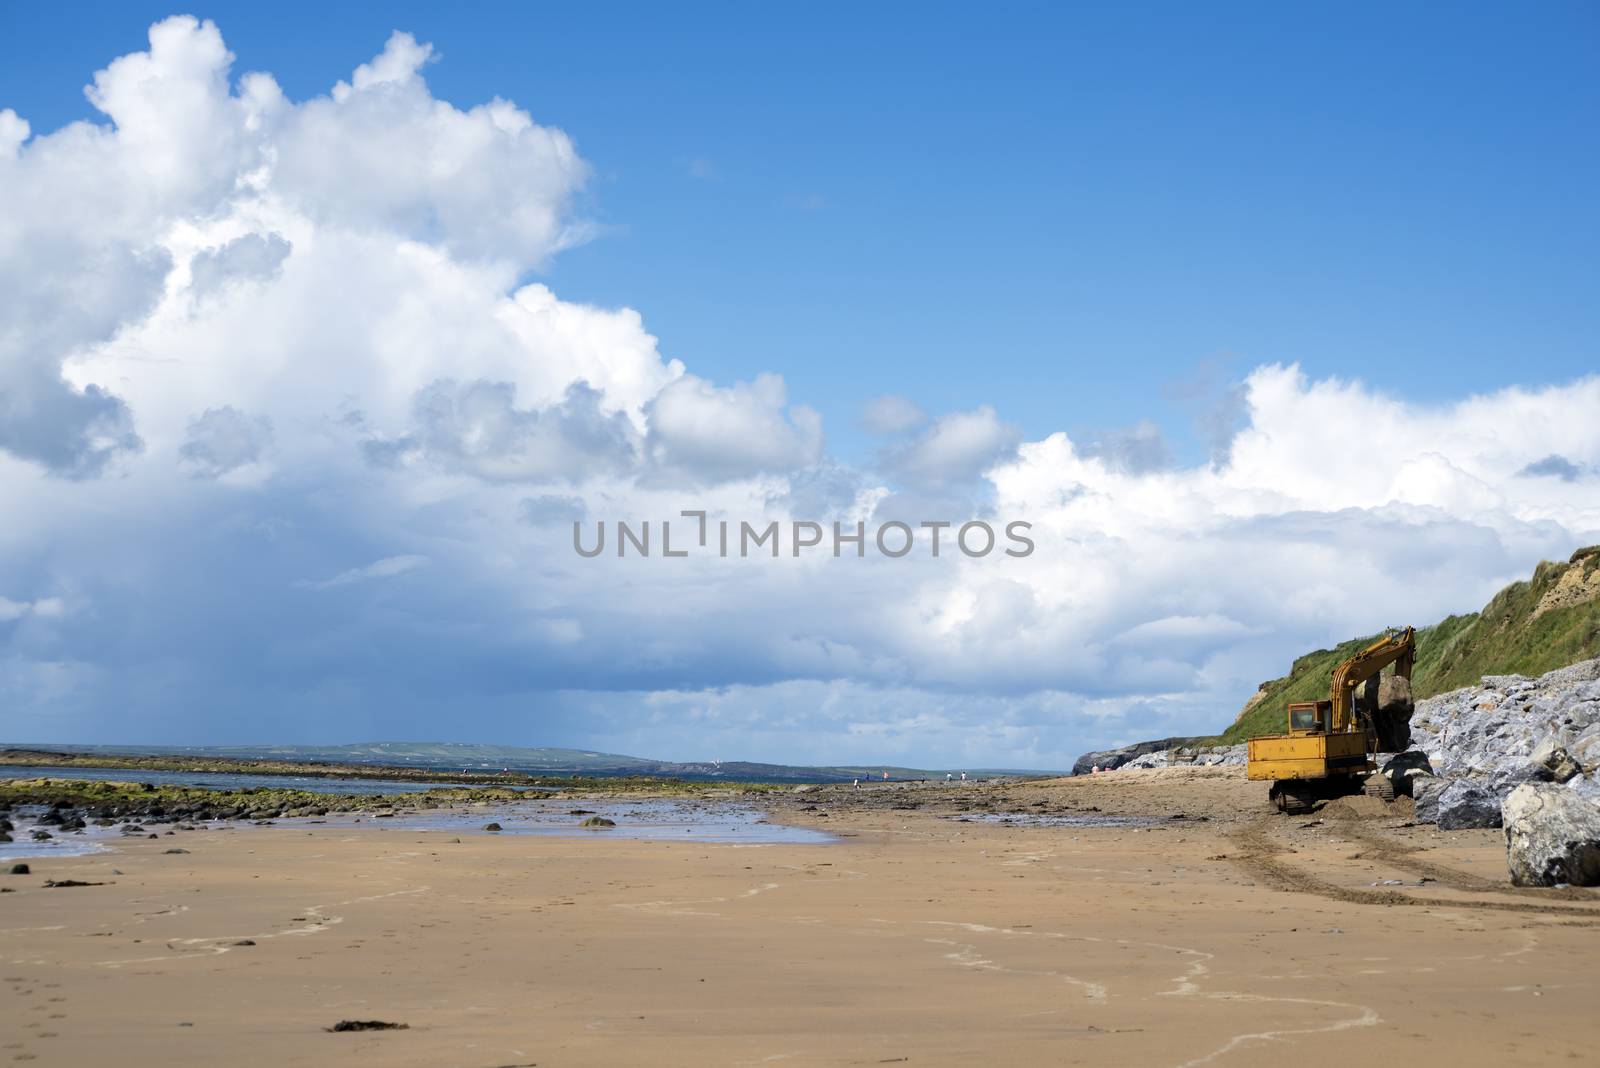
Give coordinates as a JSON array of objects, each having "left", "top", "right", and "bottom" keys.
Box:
[
  {"left": 0, "top": 818, "right": 116, "bottom": 861},
  {"left": 0, "top": 763, "right": 482, "bottom": 795},
  {"left": 329, "top": 798, "right": 836, "bottom": 844},
  {"left": 0, "top": 798, "right": 833, "bottom": 860}
]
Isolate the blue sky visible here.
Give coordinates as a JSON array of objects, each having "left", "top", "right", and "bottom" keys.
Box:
[
  {"left": 5, "top": 2, "right": 1596, "bottom": 466},
  {"left": 0, "top": 5, "right": 1596, "bottom": 766}
]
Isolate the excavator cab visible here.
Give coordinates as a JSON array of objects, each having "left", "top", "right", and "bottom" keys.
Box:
[{"left": 1286, "top": 701, "right": 1330, "bottom": 735}]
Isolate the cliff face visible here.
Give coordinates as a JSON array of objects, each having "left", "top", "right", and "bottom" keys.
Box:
[{"left": 1220, "top": 546, "right": 1600, "bottom": 743}]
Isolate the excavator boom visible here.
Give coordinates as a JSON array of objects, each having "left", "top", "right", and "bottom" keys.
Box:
[{"left": 1329, "top": 626, "right": 1416, "bottom": 732}]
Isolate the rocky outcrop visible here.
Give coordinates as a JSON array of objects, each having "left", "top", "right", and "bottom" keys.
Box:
[
  {"left": 1407, "top": 658, "right": 1600, "bottom": 824},
  {"left": 1501, "top": 783, "right": 1600, "bottom": 886},
  {"left": 1532, "top": 546, "right": 1600, "bottom": 619},
  {"left": 1122, "top": 744, "right": 1247, "bottom": 770},
  {"left": 1071, "top": 737, "right": 1201, "bottom": 775}
]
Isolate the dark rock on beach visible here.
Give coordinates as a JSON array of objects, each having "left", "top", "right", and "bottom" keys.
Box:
[{"left": 1436, "top": 780, "right": 1502, "bottom": 829}]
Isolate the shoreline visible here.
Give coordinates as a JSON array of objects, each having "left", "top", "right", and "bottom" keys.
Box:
[{"left": 0, "top": 747, "right": 812, "bottom": 792}]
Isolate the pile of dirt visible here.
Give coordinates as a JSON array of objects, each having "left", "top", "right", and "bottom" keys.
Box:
[{"left": 1320, "top": 795, "right": 1413, "bottom": 821}]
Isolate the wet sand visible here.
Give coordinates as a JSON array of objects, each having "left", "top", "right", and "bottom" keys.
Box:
[{"left": 3, "top": 766, "right": 1598, "bottom": 1066}]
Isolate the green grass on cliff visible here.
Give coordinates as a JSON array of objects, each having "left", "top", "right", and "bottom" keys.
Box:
[{"left": 1218, "top": 550, "right": 1600, "bottom": 743}]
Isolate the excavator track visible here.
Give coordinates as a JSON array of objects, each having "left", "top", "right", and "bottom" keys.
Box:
[
  {"left": 1269, "top": 780, "right": 1318, "bottom": 814},
  {"left": 1360, "top": 772, "right": 1395, "bottom": 801}
]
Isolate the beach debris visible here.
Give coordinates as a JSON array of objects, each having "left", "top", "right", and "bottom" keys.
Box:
[
  {"left": 482, "top": 822, "right": 503, "bottom": 832},
  {"left": 8, "top": 863, "right": 29, "bottom": 875},
  {"left": 164, "top": 848, "right": 191, "bottom": 854},
  {"left": 232, "top": 939, "right": 256, "bottom": 946},
  {"left": 1502, "top": 783, "right": 1600, "bottom": 886},
  {"left": 43, "top": 879, "right": 106, "bottom": 887},
  {"left": 325, "top": 1019, "right": 409, "bottom": 1032},
  {"left": 579, "top": 816, "right": 616, "bottom": 828},
  {"left": 568, "top": 809, "right": 595, "bottom": 815}
]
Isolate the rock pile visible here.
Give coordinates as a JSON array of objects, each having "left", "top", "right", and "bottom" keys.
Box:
[{"left": 1406, "top": 658, "right": 1600, "bottom": 827}]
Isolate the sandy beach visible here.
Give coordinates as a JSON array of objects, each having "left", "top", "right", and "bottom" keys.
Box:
[{"left": 3, "top": 767, "right": 1599, "bottom": 1067}]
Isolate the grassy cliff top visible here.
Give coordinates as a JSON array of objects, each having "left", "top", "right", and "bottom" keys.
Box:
[{"left": 1218, "top": 547, "right": 1600, "bottom": 743}]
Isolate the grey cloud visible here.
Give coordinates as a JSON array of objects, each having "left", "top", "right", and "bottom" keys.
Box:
[
  {"left": 360, "top": 436, "right": 409, "bottom": 469},
  {"left": 774, "top": 459, "right": 870, "bottom": 519},
  {"left": 519, "top": 494, "right": 586, "bottom": 525},
  {"left": 0, "top": 379, "right": 142, "bottom": 480},
  {"left": 880, "top": 405, "right": 1020, "bottom": 490},
  {"left": 869, "top": 486, "right": 998, "bottom": 529},
  {"left": 1163, "top": 361, "right": 1248, "bottom": 465},
  {"left": 1200, "top": 384, "right": 1248, "bottom": 465},
  {"left": 1078, "top": 420, "right": 1172, "bottom": 474},
  {"left": 1518, "top": 455, "right": 1583, "bottom": 482},
  {"left": 189, "top": 233, "right": 292, "bottom": 298},
  {"left": 860, "top": 394, "right": 927, "bottom": 436},
  {"left": 375, "top": 379, "right": 639, "bottom": 482},
  {"left": 179, "top": 406, "right": 273, "bottom": 477},
  {"left": 0, "top": 243, "right": 167, "bottom": 478}
]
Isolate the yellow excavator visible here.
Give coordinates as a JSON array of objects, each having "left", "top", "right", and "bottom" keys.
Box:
[{"left": 1247, "top": 626, "right": 1415, "bottom": 813}]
